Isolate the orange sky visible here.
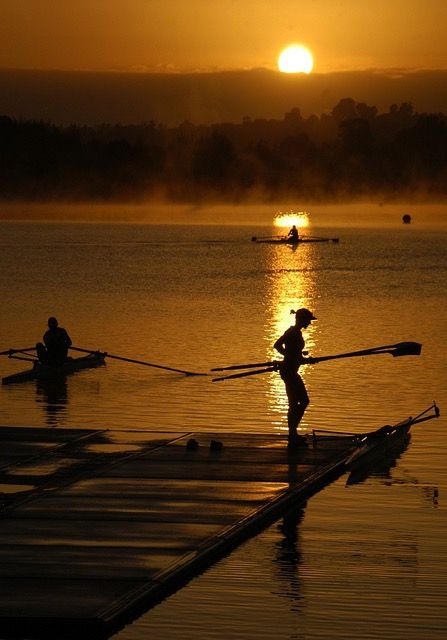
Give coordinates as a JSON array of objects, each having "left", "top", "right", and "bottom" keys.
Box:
[{"left": 1, "top": 0, "right": 446, "bottom": 74}]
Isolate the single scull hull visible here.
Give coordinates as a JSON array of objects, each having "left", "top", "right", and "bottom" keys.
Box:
[
  {"left": 2, "top": 353, "right": 106, "bottom": 385},
  {"left": 252, "top": 236, "right": 339, "bottom": 244}
]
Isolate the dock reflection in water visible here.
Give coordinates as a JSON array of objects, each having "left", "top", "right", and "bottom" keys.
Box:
[
  {"left": 346, "top": 430, "right": 411, "bottom": 485},
  {"left": 274, "top": 503, "right": 307, "bottom": 612}
]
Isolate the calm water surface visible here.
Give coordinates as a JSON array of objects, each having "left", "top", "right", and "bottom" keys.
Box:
[{"left": 0, "top": 218, "right": 446, "bottom": 639}]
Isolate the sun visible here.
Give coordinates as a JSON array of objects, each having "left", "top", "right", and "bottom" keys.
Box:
[
  {"left": 274, "top": 211, "right": 310, "bottom": 229},
  {"left": 278, "top": 45, "right": 314, "bottom": 74}
]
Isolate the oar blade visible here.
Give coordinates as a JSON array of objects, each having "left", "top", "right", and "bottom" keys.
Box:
[{"left": 391, "top": 342, "right": 422, "bottom": 357}]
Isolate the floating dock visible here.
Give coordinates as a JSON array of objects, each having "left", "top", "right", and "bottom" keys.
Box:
[{"left": 0, "top": 426, "right": 359, "bottom": 639}]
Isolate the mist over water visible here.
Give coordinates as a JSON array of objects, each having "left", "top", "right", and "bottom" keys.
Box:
[
  {"left": 0, "top": 213, "right": 446, "bottom": 639},
  {"left": 1, "top": 201, "right": 447, "bottom": 227}
]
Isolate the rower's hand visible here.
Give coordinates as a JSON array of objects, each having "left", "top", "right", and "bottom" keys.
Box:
[{"left": 302, "top": 356, "right": 315, "bottom": 364}]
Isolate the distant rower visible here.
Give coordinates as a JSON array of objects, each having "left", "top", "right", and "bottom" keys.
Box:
[
  {"left": 36, "top": 317, "right": 72, "bottom": 366},
  {"left": 287, "top": 225, "right": 299, "bottom": 242}
]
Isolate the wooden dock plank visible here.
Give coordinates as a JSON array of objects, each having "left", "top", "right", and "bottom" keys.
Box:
[
  {"left": 11, "top": 494, "right": 271, "bottom": 523},
  {"left": 0, "top": 426, "right": 358, "bottom": 637},
  {"left": 0, "top": 578, "right": 145, "bottom": 617},
  {"left": 99, "top": 460, "right": 312, "bottom": 482},
  {"left": 0, "top": 545, "right": 189, "bottom": 579},
  {"left": 0, "top": 519, "right": 222, "bottom": 548},
  {"left": 55, "top": 477, "right": 288, "bottom": 500}
]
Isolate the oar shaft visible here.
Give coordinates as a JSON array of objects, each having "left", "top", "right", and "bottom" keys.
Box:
[
  {"left": 211, "top": 361, "right": 275, "bottom": 372},
  {"left": 70, "top": 346, "right": 206, "bottom": 376},
  {"left": 7, "top": 354, "right": 38, "bottom": 363},
  {"left": 312, "top": 349, "right": 392, "bottom": 363},
  {"left": 212, "top": 366, "right": 275, "bottom": 382},
  {"left": 0, "top": 347, "right": 36, "bottom": 356}
]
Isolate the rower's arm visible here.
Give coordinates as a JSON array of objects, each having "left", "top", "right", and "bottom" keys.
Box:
[{"left": 273, "top": 337, "right": 286, "bottom": 356}]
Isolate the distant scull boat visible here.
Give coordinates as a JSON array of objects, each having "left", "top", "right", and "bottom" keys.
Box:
[{"left": 251, "top": 235, "right": 339, "bottom": 244}]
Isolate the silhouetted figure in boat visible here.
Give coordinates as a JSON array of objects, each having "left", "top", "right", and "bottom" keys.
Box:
[
  {"left": 36, "top": 317, "right": 72, "bottom": 366},
  {"left": 287, "top": 225, "right": 299, "bottom": 243},
  {"left": 273, "top": 308, "right": 316, "bottom": 448}
]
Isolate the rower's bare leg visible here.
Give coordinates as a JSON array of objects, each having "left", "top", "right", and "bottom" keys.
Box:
[{"left": 287, "top": 400, "right": 309, "bottom": 446}]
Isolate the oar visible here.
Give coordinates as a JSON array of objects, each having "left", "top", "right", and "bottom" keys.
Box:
[
  {"left": 212, "top": 367, "right": 275, "bottom": 382},
  {"left": 212, "top": 360, "right": 277, "bottom": 372},
  {"left": 251, "top": 235, "right": 282, "bottom": 241},
  {"left": 70, "top": 346, "right": 207, "bottom": 376},
  {"left": 211, "top": 351, "right": 309, "bottom": 372},
  {"left": 302, "top": 235, "right": 340, "bottom": 243},
  {"left": 311, "top": 341, "right": 422, "bottom": 363},
  {"left": 211, "top": 342, "right": 422, "bottom": 374},
  {"left": 6, "top": 354, "right": 38, "bottom": 363},
  {"left": 0, "top": 347, "right": 36, "bottom": 356},
  {"left": 251, "top": 235, "right": 287, "bottom": 242}
]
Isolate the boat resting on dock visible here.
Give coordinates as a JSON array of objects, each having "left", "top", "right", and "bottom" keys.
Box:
[
  {"left": 2, "top": 353, "right": 106, "bottom": 385},
  {"left": 312, "top": 403, "right": 440, "bottom": 472}
]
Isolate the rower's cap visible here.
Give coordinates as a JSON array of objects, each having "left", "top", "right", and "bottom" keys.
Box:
[{"left": 294, "top": 308, "right": 317, "bottom": 321}]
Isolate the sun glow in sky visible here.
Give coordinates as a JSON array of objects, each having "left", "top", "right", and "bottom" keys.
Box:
[
  {"left": 274, "top": 211, "right": 310, "bottom": 229},
  {"left": 1, "top": 1, "right": 447, "bottom": 74},
  {"left": 278, "top": 46, "right": 314, "bottom": 74}
]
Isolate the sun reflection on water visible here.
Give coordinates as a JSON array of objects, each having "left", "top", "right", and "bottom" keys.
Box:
[{"left": 264, "top": 244, "right": 318, "bottom": 435}]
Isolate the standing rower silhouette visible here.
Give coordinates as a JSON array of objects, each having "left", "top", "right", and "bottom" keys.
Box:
[{"left": 273, "top": 308, "right": 316, "bottom": 448}]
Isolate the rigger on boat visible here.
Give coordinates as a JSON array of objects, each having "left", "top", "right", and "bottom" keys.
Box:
[{"left": 310, "top": 403, "right": 440, "bottom": 471}]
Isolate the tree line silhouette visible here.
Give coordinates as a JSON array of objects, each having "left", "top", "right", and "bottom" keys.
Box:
[{"left": 1, "top": 97, "right": 446, "bottom": 202}]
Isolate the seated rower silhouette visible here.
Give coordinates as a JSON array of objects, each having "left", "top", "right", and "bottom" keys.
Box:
[
  {"left": 287, "top": 225, "right": 299, "bottom": 243},
  {"left": 36, "top": 317, "right": 72, "bottom": 366}
]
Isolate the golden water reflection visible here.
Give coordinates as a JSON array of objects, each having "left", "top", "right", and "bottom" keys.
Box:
[{"left": 264, "top": 244, "right": 318, "bottom": 435}]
